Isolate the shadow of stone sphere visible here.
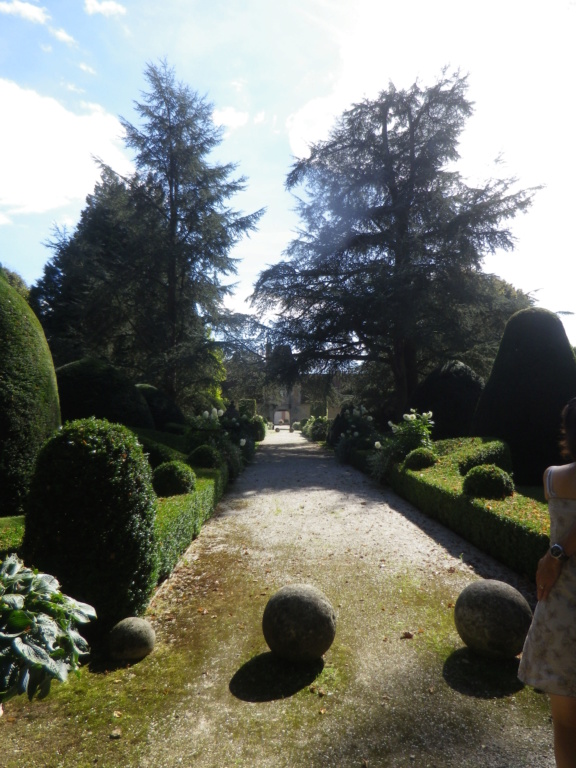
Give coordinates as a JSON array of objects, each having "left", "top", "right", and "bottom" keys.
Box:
[
  {"left": 442, "top": 647, "right": 525, "bottom": 699},
  {"left": 229, "top": 652, "right": 324, "bottom": 702}
]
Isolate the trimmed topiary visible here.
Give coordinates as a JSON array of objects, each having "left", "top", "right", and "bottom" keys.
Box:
[
  {"left": 410, "top": 360, "right": 484, "bottom": 439},
  {"left": 0, "top": 275, "right": 61, "bottom": 517},
  {"left": 21, "top": 418, "right": 158, "bottom": 635},
  {"left": 458, "top": 440, "right": 512, "bottom": 476},
  {"left": 472, "top": 308, "right": 576, "bottom": 485},
  {"left": 152, "top": 461, "right": 196, "bottom": 497},
  {"left": 404, "top": 447, "right": 438, "bottom": 470},
  {"left": 463, "top": 464, "right": 514, "bottom": 500},
  {"left": 135, "top": 384, "right": 186, "bottom": 431},
  {"left": 187, "top": 444, "right": 223, "bottom": 469},
  {"left": 56, "top": 357, "right": 154, "bottom": 429}
]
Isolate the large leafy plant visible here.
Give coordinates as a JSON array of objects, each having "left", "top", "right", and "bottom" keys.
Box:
[{"left": 0, "top": 554, "right": 96, "bottom": 712}]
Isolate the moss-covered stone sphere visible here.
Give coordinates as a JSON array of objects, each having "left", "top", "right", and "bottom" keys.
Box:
[
  {"left": 0, "top": 274, "right": 60, "bottom": 516},
  {"left": 262, "top": 584, "right": 336, "bottom": 662},
  {"left": 454, "top": 579, "right": 532, "bottom": 659}
]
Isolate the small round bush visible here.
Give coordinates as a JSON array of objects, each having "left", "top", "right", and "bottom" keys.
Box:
[
  {"left": 152, "top": 461, "right": 196, "bottom": 497},
  {"left": 404, "top": 447, "right": 438, "bottom": 470},
  {"left": 22, "top": 418, "right": 158, "bottom": 635},
  {"left": 188, "top": 444, "right": 223, "bottom": 469},
  {"left": 219, "top": 441, "right": 243, "bottom": 480},
  {"left": 462, "top": 464, "right": 514, "bottom": 500}
]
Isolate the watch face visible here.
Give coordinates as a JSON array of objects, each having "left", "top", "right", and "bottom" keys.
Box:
[{"left": 551, "top": 544, "right": 567, "bottom": 560}]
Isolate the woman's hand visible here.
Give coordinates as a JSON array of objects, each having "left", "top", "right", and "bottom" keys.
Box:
[{"left": 536, "top": 551, "right": 563, "bottom": 600}]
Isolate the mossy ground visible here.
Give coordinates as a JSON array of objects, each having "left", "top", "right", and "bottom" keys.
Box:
[{"left": 0, "top": 433, "right": 554, "bottom": 766}]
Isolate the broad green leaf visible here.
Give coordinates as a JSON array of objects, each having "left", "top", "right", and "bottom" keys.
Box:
[{"left": 1, "top": 595, "right": 25, "bottom": 610}]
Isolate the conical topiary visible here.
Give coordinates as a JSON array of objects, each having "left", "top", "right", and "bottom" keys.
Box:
[
  {"left": 0, "top": 274, "right": 60, "bottom": 516},
  {"left": 471, "top": 308, "right": 576, "bottom": 485},
  {"left": 410, "top": 360, "right": 484, "bottom": 439}
]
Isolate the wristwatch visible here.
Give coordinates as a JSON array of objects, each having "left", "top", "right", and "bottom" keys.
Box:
[{"left": 550, "top": 543, "right": 570, "bottom": 562}]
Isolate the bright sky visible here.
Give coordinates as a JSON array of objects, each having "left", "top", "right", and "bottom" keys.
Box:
[{"left": 1, "top": 0, "right": 575, "bottom": 343}]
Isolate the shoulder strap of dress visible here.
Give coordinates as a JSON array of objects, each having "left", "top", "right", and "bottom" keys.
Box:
[{"left": 546, "top": 467, "right": 557, "bottom": 498}]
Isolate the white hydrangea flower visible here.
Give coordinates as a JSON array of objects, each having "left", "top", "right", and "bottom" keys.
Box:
[
  {"left": 374, "top": 441, "right": 382, "bottom": 449},
  {"left": 202, "top": 411, "right": 209, "bottom": 419}
]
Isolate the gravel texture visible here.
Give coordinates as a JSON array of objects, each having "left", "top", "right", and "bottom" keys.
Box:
[{"left": 145, "top": 428, "right": 554, "bottom": 767}]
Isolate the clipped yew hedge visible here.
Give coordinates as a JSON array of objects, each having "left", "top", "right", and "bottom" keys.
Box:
[
  {"left": 0, "top": 275, "right": 60, "bottom": 517},
  {"left": 387, "top": 438, "right": 549, "bottom": 579}
]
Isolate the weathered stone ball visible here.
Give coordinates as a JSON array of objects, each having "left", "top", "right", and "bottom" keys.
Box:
[
  {"left": 454, "top": 579, "right": 532, "bottom": 659},
  {"left": 108, "top": 617, "right": 156, "bottom": 661},
  {"left": 262, "top": 584, "right": 336, "bottom": 662}
]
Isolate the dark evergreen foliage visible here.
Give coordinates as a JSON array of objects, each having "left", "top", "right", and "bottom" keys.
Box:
[
  {"left": 188, "top": 444, "right": 223, "bottom": 469},
  {"left": 410, "top": 360, "right": 484, "bottom": 439},
  {"left": 31, "top": 62, "right": 263, "bottom": 407},
  {"left": 136, "top": 384, "right": 186, "bottom": 431},
  {"left": 21, "top": 418, "right": 158, "bottom": 634},
  {"left": 252, "top": 71, "right": 537, "bottom": 414},
  {"left": 472, "top": 308, "right": 576, "bottom": 484},
  {"left": 56, "top": 357, "right": 154, "bottom": 429},
  {"left": 0, "top": 275, "right": 60, "bottom": 517}
]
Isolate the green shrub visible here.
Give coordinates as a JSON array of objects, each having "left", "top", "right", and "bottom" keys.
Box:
[
  {"left": 152, "top": 461, "right": 196, "bottom": 497},
  {"left": 56, "top": 358, "right": 154, "bottom": 429},
  {"left": 472, "top": 308, "right": 576, "bottom": 484},
  {"left": 238, "top": 399, "right": 256, "bottom": 418},
  {"left": 410, "top": 360, "right": 484, "bottom": 439},
  {"left": 188, "top": 444, "right": 223, "bottom": 469},
  {"left": 21, "top": 418, "right": 158, "bottom": 635},
  {"left": 0, "top": 275, "right": 60, "bottom": 517},
  {"left": 135, "top": 384, "right": 186, "bottom": 431},
  {"left": 132, "top": 432, "right": 187, "bottom": 469},
  {"left": 302, "top": 415, "right": 330, "bottom": 442},
  {"left": 0, "top": 554, "right": 96, "bottom": 707},
  {"left": 291, "top": 421, "right": 302, "bottom": 431},
  {"left": 404, "top": 447, "right": 438, "bottom": 470},
  {"left": 457, "top": 439, "right": 512, "bottom": 476},
  {"left": 462, "top": 464, "right": 515, "bottom": 500},
  {"left": 219, "top": 441, "right": 244, "bottom": 480},
  {"left": 154, "top": 481, "right": 215, "bottom": 582}
]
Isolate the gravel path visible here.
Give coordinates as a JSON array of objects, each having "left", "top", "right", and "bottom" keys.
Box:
[{"left": 146, "top": 428, "right": 554, "bottom": 767}]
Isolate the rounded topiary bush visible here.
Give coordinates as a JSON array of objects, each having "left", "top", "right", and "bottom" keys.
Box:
[
  {"left": 135, "top": 384, "right": 186, "bottom": 431},
  {"left": 410, "top": 360, "right": 484, "bottom": 439},
  {"left": 404, "top": 447, "right": 438, "bottom": 470},
  {"left": 21, "top": 418, "right": 158, "bottom": 635},
  {"left": 0, "top": 274, "right": 61, "bottom": 516},
  {"left": 472, "top": 308, "right": 576, "bottom": 485},
  {"left": 462, "top": 464, "right": 514, "bottom": 500},
  {"left": 56, "top": 357, "right": 154, "bottom": 429},
  {"left": 152, "top": 461, "right": 196, "bottom": 497},
  {"left": 187, "top": 444, "right": 223, "bottom": 469}
]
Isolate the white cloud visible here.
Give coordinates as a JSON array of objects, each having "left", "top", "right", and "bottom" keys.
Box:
[
  {"left": 79, "top": 62, "right": 97, "bottom": 75},
  {"left": 0, "top": 79, "right": 132, "bottom": 217},
  {"left": 49, "top": 26, "right": 75, "bottom": 45},
  {"left": 0, "top": 1, "right": 49, "bottom": 24},
  {"left": 84, "top": 0, "right": 127, "bottom": 17},
  {"left": 212, "top": 107, "right": 249, "bottom": 131}
]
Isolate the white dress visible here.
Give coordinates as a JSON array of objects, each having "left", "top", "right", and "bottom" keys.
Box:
[{"left": 518, "top": 468, "right": 576, "bottom": 696}]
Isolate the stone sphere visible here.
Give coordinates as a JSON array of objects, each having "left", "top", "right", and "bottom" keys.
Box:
[
  {"left": 454, "top": 579, "right": 532, "bottom": 659},
  {"left": 108, "top": 617, "right": 156, "bottom": 661},
  {"left": 262, "top": 584, "right": 336, "bottom": 662}
]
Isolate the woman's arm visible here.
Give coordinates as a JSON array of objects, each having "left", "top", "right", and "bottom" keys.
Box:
[{"left": 537, "top": 520, "right": 576, "bottom": 601}]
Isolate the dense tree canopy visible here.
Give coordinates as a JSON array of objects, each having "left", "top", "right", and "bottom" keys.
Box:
[
  {"left": 252, "top": 70, "right": 537, "bottom": 413},
  {"left": 32, "top": 61, "right": 263, "bottom": 407}
]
